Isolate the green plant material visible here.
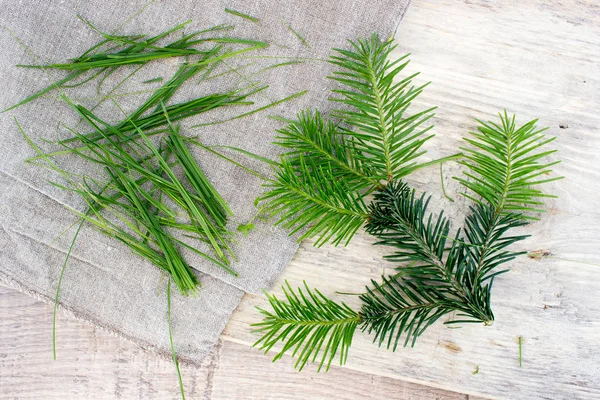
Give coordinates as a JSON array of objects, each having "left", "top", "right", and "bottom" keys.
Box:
[
  {"left": 167, "top": 280, "right": 186, "bottom": 400},
  {"left": 21, "top": 89, "right": 244, "bottom": 294},
  {"left": 105, "top": 114, "right": 234, "bottom": 268},
  {"left": 201, "top": 61, "right": 254, "bottom": 83},
  {"left": 143, "top": 77, "right": 164, "bottom": 84},
  {"left": 440, "top": 163, "right": 455, "bottom": 202},
  {"left": 473, "top": 365, "right": 479, "bottom": 375},
  {"left": 236, "top": 205, "right": 270, "bottom": 236},
  {"left": 87, "top": 65, "right": 145, "bottom": 117},
  {"left": 3, "top": 68, "right": 86, "bottom": 113},
  {"left": 67, "top": 88, "right": 260, "bottom": 145},
  {"left": 455, "top": 111, "right": 562, "bottom": 219},
  {"left": 274, "top": 110, "right": 381, "bottom": 191},
  {"left": 329, "top": 35, "right": 436, "bottom": 181},
  {"left": 18, "top": 41, "right": 205, "bottom": 70},
  {"left": 287, "top": 24, "right": 310, "bottom": 48},
  {"left": 257, "top": 35, "right": 456, "bottom": 247},
  {"left": 196, "top": 143, "right": 279, "bottom": 167},
  {"left": 258, "top": 110, "right": 372, "bottom": 246},
  {"left": 249, "top": 33, "right": 561, "bottom": 371},
  {"left": 222, "top": 58, "right": 272, "bottom": 101},
  {"left": 11, "top": 12, "right": 306, "bottom": 400},
  {"left": 16, "top": 18, "right": 299, "bottom": 293},
  {"left": 5, "top": 20, "right": 189, "bottom": 111},
  {"left": 359, "top": 273, "right": 451, "bottom": 349},
  {"left": 4, "top": 19, "right": 265, "bottom": 112},
  {"left": 224, "top": 8, "right": 259, "bottom": 23},
  {"left": 262, "top": 154, "right": 369, "bottom": 247},
  {"left": 52, "top": 220, "right": 84, "bottom": 360},
  {"left": 166, "top": 123, "right": 232, "bottom": 226},
  {"left": 252, "top": 281, "right": 360, "bottom": 372},
  {"left": 258, "top": 60, "right": 305, "bottom": 72},
  {"left": 110, "top": 169, "right": 202, "bottom": 291},
  {"left": 33, "top": 128, "right": 200, "bottom": 291},
  {"left": 30, "top": 71, "right": 267, "bottom": 160},
  {"left": 237, "top": 223, "right": 255, "bottom": 236},
  {"left": 519, "top": 336, "right": 523, "bottom": 367},
  {"left": 254, "top": 111, "right": 559, "bottom": 370},
  {"left": 185, "top": 140, "right": 271, "bottom": 181},
  {"left": 189, "top": 39, "right": 268, "bottom": 68},
  {"left": 17, "top": 19, "right": 304, "bottom": 303},
  {"left": 190, "top": 90, "right": 306, "bottom": 128}
]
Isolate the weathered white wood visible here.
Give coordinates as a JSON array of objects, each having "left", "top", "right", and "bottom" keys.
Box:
[
  {"left": 224, "top": 0, "right": 600, "bottom": 399},
  {"left": 2, "top": 0, "right": 599, "bottom": 399},
  {"left": 211, "top": 339, "right": 486, "bottom": 400},
  {"left": 0, "top": 285, "right": 478, "bottom": 399}
]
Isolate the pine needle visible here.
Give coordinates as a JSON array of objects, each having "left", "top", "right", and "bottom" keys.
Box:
[
  {"left": 9, "top": 8, "right": 311, "bottom": 397},
  {"left": 224, "top": 8, "right": 259, "bottom": 23},
  {"left": 190, "top": 90, "right": 307, "bottom": 128},
  {"left": 53, "top": 219, "right": 85, "bottom": 360},
  {"left": 440, "top": 163, "right": 455, "bottom": 202},
  {"left": 287, "top": 24, "right": 310, "bottom": 48},
  {"left": 143, "top": 77, "right": 163, "bottom": 84},
  {"left": 4, "top": 21, "right": 267, "bottom": 112},
  {"left": 167, "top": 280, "right": 186, "bottom": 400},
  {"left": 518, "top": 336, "right": 523, "bottom": 367}
]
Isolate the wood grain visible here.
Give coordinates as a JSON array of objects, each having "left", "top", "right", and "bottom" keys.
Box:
[{"left": 2, "top": 0, "right": 599, "bottom": 399}]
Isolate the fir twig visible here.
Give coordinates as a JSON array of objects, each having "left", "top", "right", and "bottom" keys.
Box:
[
  {"left": 252, "top": 281, "right": 360, "bottom": 372},
  {"left": 455, "top": 110, "right": 562, "bottom": 219}
]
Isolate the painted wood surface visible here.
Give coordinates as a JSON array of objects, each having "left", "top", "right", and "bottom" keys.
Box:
[{"left": 2, "top": 0, "right": 599, "bottom": 398}]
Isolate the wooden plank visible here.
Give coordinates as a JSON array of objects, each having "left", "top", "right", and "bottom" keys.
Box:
[
  {"left": 211, "top": 339, "right": 487, "bottom": 400},
  {"left": 0, "top": 285, "right": 477, "bottom": 399},
  {"left": 0, "top": 284, "right": 211, "bottom": 399},
  {"left": 2, "top": 0, "right": 599, "bottom": 399},
  {"left": 223, "top": 0, "right": 600, "bottom": 399}
]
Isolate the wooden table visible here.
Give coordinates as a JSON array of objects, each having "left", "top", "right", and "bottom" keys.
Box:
[{"left": 2, "top": 0, "right": 599, "bottom": 398}]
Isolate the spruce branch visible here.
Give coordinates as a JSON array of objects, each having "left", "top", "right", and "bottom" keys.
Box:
[
  {"left": 253, "top": 114, "right": 561, "bottom": 369},
  {"left": 252, "top": 281, "right": 360, "bottom": 372},
  {"left": 329, "top": 33, "right": 436, "bottom": 180},
  {"left": 359, "top": 275, "right": 451, "bottom": 349},
  {"left": 366, "top": 181, "right": 450, "bottom": 273},
  {"left": 462, "top": 203, "right": 529, "bottom": 283},
  {"left": 259, "top": 34, "right": 440, "bottom": 248},
  {"left": 456, "top": 110, "right": 562, "bottom": 218},
  {"left": 275, "top": 110, "right": 379, "bottom": 191},
  {"left": 261, "top": 154, "right": 369, "bottom": 247}
]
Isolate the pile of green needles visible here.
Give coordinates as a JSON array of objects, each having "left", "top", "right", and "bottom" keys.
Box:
[
  {"left": 8, "top": 14, "right": 303, "bottom": 400},
  {"left": 12, "top": 17, "right": 301, "bottom": 295}
]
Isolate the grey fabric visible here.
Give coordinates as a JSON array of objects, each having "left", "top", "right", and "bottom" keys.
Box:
[{"left": 0, "top": 0, "right": 411, "bottom": 365}]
